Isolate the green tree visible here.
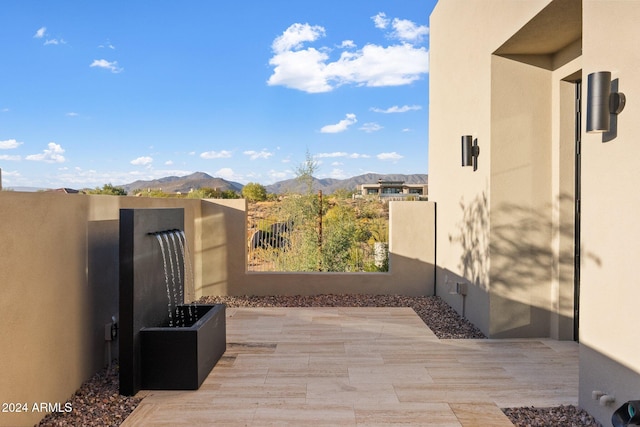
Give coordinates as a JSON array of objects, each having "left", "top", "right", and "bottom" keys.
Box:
[
  {"left": 321, "top": 204, "right": 357, "bottom": 271},
  {"left": 187, "top": 187, "right": 222, "bottom": 199},
  {"left": 88, "top": 183, "right": 127, "bottom": 196},
  {"left": 242, "top": 182, "right": 268, "bottom": 202},
  {"left": 295, "top": 149, "right": 319, "bottom": 195},
  {"left": 133, "top": 188, "right": 170, "bottom": 198},
  {"left": 221, "top": 189, "right": 240, "bottom": 199},
  {"left": 332, "top": 188, "right": 355, "bottom": 199}
]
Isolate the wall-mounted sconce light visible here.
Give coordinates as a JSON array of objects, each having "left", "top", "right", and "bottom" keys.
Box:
[
  {"left": 461, "top": 135, "right": 480, "bottom": 171},
  {"left": 587, "top": 71, "right": 626, "bottom": 133}
]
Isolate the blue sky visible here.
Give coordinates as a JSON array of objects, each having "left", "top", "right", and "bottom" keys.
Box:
[{"left": 0, "top": 1, "right": 437, "bottom": 189}]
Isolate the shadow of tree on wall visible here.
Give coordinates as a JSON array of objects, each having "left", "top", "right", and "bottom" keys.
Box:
[
  {"left": 450, "top": 192, "right": 601, "bottom": 308},
  {"left": 448, "top": 192, "right": 490, "bottom": 291}
]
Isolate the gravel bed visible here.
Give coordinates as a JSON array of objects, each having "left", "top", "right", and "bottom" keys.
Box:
[
  {"left": 35, "top": 294, "right": 600, "bottom": 426},
  {"left": 198, "top": 294, "right": 486, "bottom": 339},
  {"left": 503, "top": 405, "right": 603, "bottom": 426},
  {"left": 36, "top": 363, "right": 140, "bottom": 427}
]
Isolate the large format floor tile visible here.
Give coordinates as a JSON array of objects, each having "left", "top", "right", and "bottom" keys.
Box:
[{"left": 122, "top": 307, "right": 578, "bottom": 426}]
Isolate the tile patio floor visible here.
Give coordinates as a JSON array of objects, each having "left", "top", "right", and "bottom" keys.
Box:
[{"left": 121, "top": 307, "right": 578, "bottom": 426}]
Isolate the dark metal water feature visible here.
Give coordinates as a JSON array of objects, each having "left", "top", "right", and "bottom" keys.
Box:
[{"left": 119, "top": 208, "right": 226, "bottom": 396}]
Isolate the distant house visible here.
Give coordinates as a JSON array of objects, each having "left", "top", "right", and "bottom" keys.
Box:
[{"left": 357, "top": 179, "right": 427, "bottom": 199}]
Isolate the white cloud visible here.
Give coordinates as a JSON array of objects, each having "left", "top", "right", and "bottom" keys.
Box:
[
  {"left": 268, "top": 169, "right": 291, "bottom": 182},
  {"left": 214, "top": 167, "right": 241, "bottom": 181},
  {"left": 372, "top": 13, "right": 389, "bottom": 29},
  {"left": 268, "top": 18, "right": 428, "bottom": 93},
  {"left": 360, "top": 122, "right": 383, "bottom": 133},
  {"left": 44, "top": 38, "right": 66, "bottom": 46},
  {"left": 243, "top": 150, "right": 273, "bottom": 160},
  {"left": 316, "top": 152, "right": 348, "bottom": 158},
  {"left": 1, "top": 108, "right": 9, "bottom": 113},
  {"left": 340, "top": 40, "right": 356, "bottom": 49},
  {"left": 165, "top": 160, "right": 174, "bottom": 165},
  {"left": 66, "top": 112, "right": 79, "bottom": 117},
  {"left": 26, "top": 142, "right": 66, "bottom": 163},
  {"left": 0, "top": 155, "right": 20, "bottom": 161},
  {"left": 272, "top": 23, "right": 326, "bottom": 54},
  {"left": 402, "top": 128, "right": 411, "bottom": 132},
  {"left": 33, "top": 27, "right": 67, "bottom": 46},
  {"left": 90, "top": 59, "right": 123, "bottom": 73},
  {"left": 34, "top": 27, "right": 46, "bottom": 38},
  {"left": 99, "top": 40, "right": 116, "bottom": 50},
  {"left": 391, "top": 18, "right": 429, "bottom": 43},
  {"left": 315, "top": 152, "right": 370, "bottom": 159},
  {"left": 377, "top": 152, "right": 403, "bottom": 161},
  {"left": 130, "top": 156, "right": 153, "bottom": 166},
  {"left": 325, "top": 44, "right": 428, "bottom": 88},
  {"left": 268, "top": 47, "right": 331, "bottom": 93},
  {"left": 331, "top": 161, "right": 343, "bottom": 166},
  {"left": 327, "top": 168, "right": 348, "bottom": 179},
  {"left": 0, "top": 139, "right": 23, "bottom": 149},
  {"left": 50, "top": 167, "right": 185, "bottom": 188},
  {"left": 200, "top": 150, "right": 232, "bottom": 159},
  {"left": 320, "top": 113, "right": 357, "bottom": 133},
  {"left": 371, "top": 104, "right": 422, "bottom": 114}
]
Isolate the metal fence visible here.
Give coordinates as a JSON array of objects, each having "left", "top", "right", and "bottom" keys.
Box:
[{"left": 246, "top": 216, "right": 388, "bottom": 272}]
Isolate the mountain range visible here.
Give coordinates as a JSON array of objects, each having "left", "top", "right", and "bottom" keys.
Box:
[
  {"left": 121, "top": 172, "right": 427, "bottom": 195},
  {"left": 122, "top": 172, "right": 244, "bottom": 194}
]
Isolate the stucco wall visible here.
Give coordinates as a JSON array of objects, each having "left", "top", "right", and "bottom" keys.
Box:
[
  {"left": 429, "top": 0, "right": 556, "bottom": 337},
  {"left": 0, "top": 192, "right": 204, "bottom": 427},
  {"left": 579, "top": 0, "right": 640, "bottom": 423},
  {"left": 430, "top": 0, "right": 640, "bottom": 423},
  {"left": 489, "top": 55, "right": 554, "bottom": 338},
  {"left": 0, "top": 192, "right": 434, "bottom": 426}
]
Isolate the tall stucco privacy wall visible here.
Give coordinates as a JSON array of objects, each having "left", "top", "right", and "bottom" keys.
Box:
[{"left": 0, "top": 191, "right": 434, "bottom": 426}]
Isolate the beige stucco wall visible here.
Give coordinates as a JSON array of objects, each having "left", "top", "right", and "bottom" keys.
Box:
[
  {"left": 429, "top": 0, "right": 560, "bottom": 337},
  {"left": 430, "top": 0, "right": 640, "bottom": 423},
  {"left": 0, "top": 192, "right": 204, "bottom": 427},
  {"left": 489, "top": 54, "right": 555, "bottom": 338},
  {"left": 579, "top": 0, "right": 640, "bottom": 423},
  {"left": 0, "top": 192, "right": 434, "bottom": 426}
]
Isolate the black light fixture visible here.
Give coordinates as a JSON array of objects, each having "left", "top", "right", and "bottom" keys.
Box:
[
  {"left": 461, "top": 135, "right": 479, "bottom": 171},
  {"left": 586, "top": 71, "right": 626, "bottom": 133}
]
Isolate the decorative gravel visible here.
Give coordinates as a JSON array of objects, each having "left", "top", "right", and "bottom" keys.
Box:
[
  {"left": 503, "top": 405, "right": 603, "bottom": 426},
  {"left": 36, "top": 363, "right": 140, "bottom": 427},
  {"left": 35, "top": 294, "right": 600, "bottom": 426},
  {"left": 198, "top": 294, "right": 487, "bottom": 339}
]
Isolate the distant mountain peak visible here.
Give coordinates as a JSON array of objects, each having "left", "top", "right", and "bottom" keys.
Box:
[
  {"left": 122, "top": 171, "right": 241, "bottom": 194},
  {"left": 186, "top": 172, "right": 213, "bottom": 179}
]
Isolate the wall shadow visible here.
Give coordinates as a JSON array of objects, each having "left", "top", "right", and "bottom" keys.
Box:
[
  {"left": 579, "top": 342, "right": 640, "bottom": 426},
  {"left": 447, "top": 192, "right": 601, "bottom": 338},
  {"left": 87, "top": 220, "right": 120, "bottom": 368}
]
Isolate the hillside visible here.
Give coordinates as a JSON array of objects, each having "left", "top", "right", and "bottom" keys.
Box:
[
  {"left": 120, "top": 172, "right": 427, "bottom": 195},
  {"left": 265, "top": 173, "right": 428, "bottom": 194},
  {"left": 122, "top": 172, "right": 243, "bottom": 194}
]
